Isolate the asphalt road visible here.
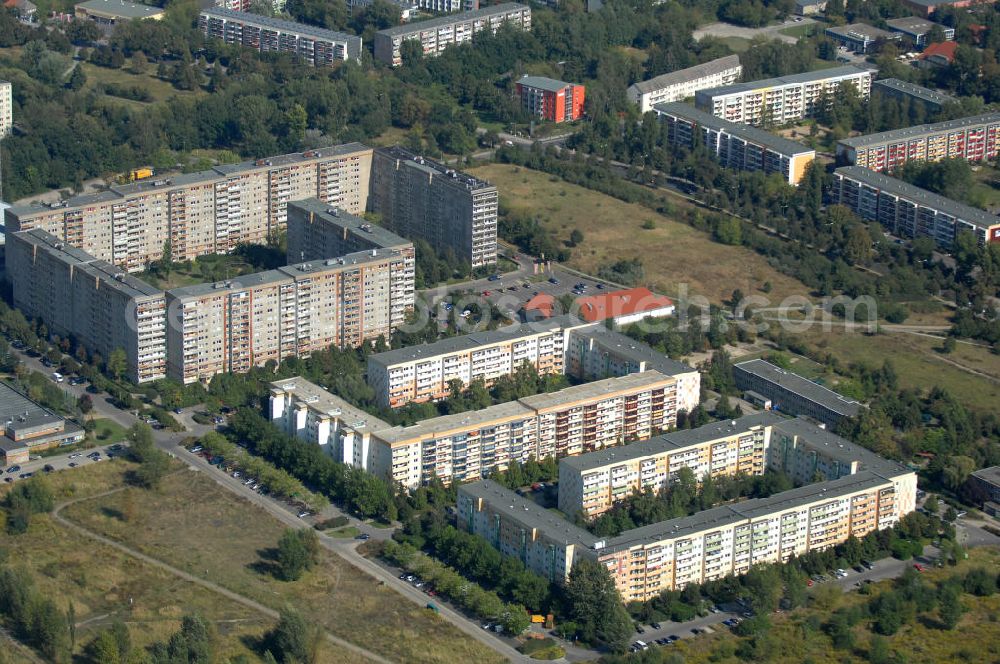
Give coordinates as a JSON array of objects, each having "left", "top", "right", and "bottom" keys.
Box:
[{"left": 692, "top": 17, "right": 817, "bottom": 45}]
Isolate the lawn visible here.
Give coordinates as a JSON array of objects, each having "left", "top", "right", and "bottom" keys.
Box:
[
  {"left": 61, "top": 468, "right": 507, "bottom": 664},
  {"left": 803, "top": 327, "right": 1000, "bottom": 413},
  {"left": 80, "top": 61, "right": 206, "bottom": 106},
  {"left": 137, "top": 252, "right": 268, "bottom": 290},
  {"left": 0, "top": 463, "right": 274, "bottom": 659},
  {"left": 328, "top": 525, "right": 362, "bottom": 538},
  {"left": 718, "top": 36, "right": 752, "bottom": 52},
  {"left": 91, "top": 418, "right": 129, "bottom": 444},
  {"left": 668, "top": 548, "right": 1000, "bottom": 664},
  {"left": 779, "top": 23, "right": 818, "bottom": 39},
  {"left": 470, "top": 163, "right": 812, "bottom": 304}
]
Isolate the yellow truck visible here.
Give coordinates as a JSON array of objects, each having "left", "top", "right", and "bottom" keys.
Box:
[{"left": 117, "top": 167, "right": 154, "bottom": 184}]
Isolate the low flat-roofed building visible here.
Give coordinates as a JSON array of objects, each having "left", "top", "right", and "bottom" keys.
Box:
[
  {"left": 833, "top": 165, "right": 1000, "bottom": 246},
  {"left": 899, "top": 0, "right": 994, "bottom": 19},
  {"left": 969, "top": 466, "right": 1000, "bottom": 504},
  {"left": 795, "top": 0, "right": 826, "bottom": 14},
  {"left": 885, "top": 16, "right": 955, "bottom": 47},
  {"left": 75, "top": 0, "right": 164, "bottom": 23},
  {"left": 655, "top": 102, "right": 817, "bottom": 185},
  {"left": 825, "top": 23, "right": 899, "bottom": 53},
  {"left": 872, "top": 78, "right": 955, "bottom": 113},
  {"left": 734, "top": 359, "right": 861, "bottom": 427},
  {"left": 627, "top": 55, "right": 743, "bottom": 114},
  {"left": 0, "top": 381, "right": 85, "bottom": 463}
]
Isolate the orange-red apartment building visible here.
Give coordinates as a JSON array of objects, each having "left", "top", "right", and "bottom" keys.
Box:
[{"left": 516, "top": 76, "right": 585, "bottom": 123}]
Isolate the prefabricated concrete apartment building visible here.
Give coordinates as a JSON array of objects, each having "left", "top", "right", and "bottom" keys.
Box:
[{"left": 459, "top": 413, "right": 916, "bottom": 601}]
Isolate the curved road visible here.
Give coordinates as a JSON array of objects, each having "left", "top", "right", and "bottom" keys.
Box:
[{"left": 52, "top": 485, "right": 394, "bottom": 664}]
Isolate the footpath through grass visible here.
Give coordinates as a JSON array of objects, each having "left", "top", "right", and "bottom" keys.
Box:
[
  {"left": 0, "top": 462, "right": 272, "bottom": 659},
  {"left": 61, "top": 467, "right": 506, "bottom": 664}
]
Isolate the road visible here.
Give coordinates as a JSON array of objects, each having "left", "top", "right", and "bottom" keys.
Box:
[
  {"left": 167, "top": 442, "right": 530, "bottom": 663},
  {"left": 5, "top": 345, "right": 523, "bottom": 662},
  {"left": 693, "top": 17, "right": 817, "bottom": 45}
]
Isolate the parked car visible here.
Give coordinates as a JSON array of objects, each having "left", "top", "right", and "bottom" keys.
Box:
[
  {"left": 6, "top": 465, "right": 21, "bottom": 474},
  {"left": 650, "top": 622, "right": 662, "bottom": 630},
  {"left": 355, "top": 533, "right": 370, "bottom": 541}
]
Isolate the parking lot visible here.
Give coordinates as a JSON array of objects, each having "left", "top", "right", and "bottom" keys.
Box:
[
  {"left": 433, "top": 265, "right": 617, "bottom": 324},
  {"left": 3, "top": 441, "right": 129, "bottom": 484}
]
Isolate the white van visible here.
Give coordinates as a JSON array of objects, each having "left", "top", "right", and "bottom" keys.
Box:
[{"left": 51, "top": 372, "right": 64, "bottom": 383}]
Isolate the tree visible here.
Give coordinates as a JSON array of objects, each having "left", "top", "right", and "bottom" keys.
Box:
[
  {"left": 77, "top": 393, "right": 93, "bottom": 415},
  {"left": 568, "top": 229, "right": 584, "bottom": 246},
  {"left": 942, "top": 337, "right": 957, "bottom": 354},
  {"left": 130, "top": 51, "right": 147, "bottom": 74},
  {"left": 564, "top": 559, "right": 632, "bottom": 652},
  {"left": 269, "top": 609, "right": 320, "bottom": 664},
  {"left": 275, "top": 528, "right": 319, "bottom": 581},
  {"left": 106, "top": 348, "right": 128, "bottom": 381},
  {"left": 67, "top": 64, "right": 87, "bottom": 91},
  {"left": 126, "top": 423, "right": 170, "bottom": 489},
  {"left": 938, "top": 584, "right": 963, "bottom": 629}
]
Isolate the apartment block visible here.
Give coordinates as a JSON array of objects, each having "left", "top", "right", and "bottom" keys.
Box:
[
  {"left": 515, "top": 76, "right": 585, "bottom": 123},
  {"left": 564, "top": 326, "right": 700, "bottom": 415},
  {"left": 199, "top": 8, "right": 362, "bottom": 64},
  {"left": 416, "top": 0, "right": 478, "bottom": 10},
  {"left": 367, "top": 316, "right": 595, "bottom": 409},
  {"left": 695, "top": 65, "right": 875, "bottom": 126},
  {"left": 462, "top": 433, "right": 916, "bottom": 600},
  {"left": 8, "top": 229, "right": 167, "bottom": 383},
  {"left": 373, "top": 2, "right": 531, "bottom": 66},
  {"left": 871, "top": 78, "right": 955, "bottom": 114},
  {"left": 836, "top": 113, "right": 1000, "bottom": 172},
  {"left": 734, "top": 359, "right": 862, "bottom": 428},
  {"left": 273, "top": 371, "right": 678, "bottom": 489},
  {"left": 6, "top": 144, "right": 373, "bottom": 273},
  {"left": 370, "top": 147, "right": 498, "bottom": 268},
  {"left": 628, "top": 55, "right": 742, "bottom": 114},
  {"left": 655, "top": 102, "right": 816, "bottom": 185},
  {"left": 269, "top": 377, "right": 392, "bottom": 470},
  {"left": 288, "top": 198, "right": 415, "bottom": 325},
  {"left": 832, "top": 165, "right": 1000, "bottom": 246},
  {"left": 167, "top": 246, "right": 413, "bottom": 384},
  {"left": 558, "top": 413, "right": 781, "bottom": 518},
  {"left": 0, "top": 79, "right": 11, "bottom": 138}
]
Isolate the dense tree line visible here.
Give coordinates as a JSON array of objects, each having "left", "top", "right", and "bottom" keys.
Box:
[
  {"left": 382, "top": 539, "right": 531, "bottom": 635},
  {"left": 3, "top": 474, "right": 54, "bottom": 534},
  {"left": 228, "top": 408, "right": 398, "bottom": 522},
  {"left": 0, "top": 564, "right": 72, "bottom": 661},
  {"left": 397, "top": 513, "right": 552, "bottom": 612}
]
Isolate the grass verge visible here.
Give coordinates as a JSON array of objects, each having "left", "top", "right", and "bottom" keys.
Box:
[{"left": 60, "top": 468, "right": 506, "bottom": 664}]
